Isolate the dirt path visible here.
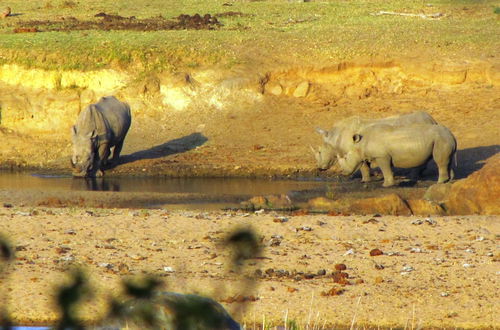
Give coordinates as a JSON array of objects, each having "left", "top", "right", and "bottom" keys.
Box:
[{"left": 0, "top": 207, "right": 498, "bottom": 328}]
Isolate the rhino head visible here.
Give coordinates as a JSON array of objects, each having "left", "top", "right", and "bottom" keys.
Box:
[
  {"left": 71, "top": 126, "right": 97, "bottom": 177},
  {"left": 336, "top": 134, "right": 364, "bottom": 176},
  {"left": 310, "top": 143, "right": 338, "bottom": 171}
]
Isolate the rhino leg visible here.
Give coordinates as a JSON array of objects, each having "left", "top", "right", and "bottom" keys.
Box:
[
  {"left": 434, "top": 148, "right": 453, "bottom": 183},
  {"left": 97, "top": 143, "right": 111, "bottom": 170},
  {"left": 377, "top": 157, "right": 395, "bottom": 187},
  {"left": 360, "top": 162, "right": 371, "bottom": 182},
  {"left": 111, "top": 139, "right": 124, "bottom": 163}
]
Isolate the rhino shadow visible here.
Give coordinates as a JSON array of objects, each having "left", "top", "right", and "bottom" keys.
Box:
[
  {"left": 415, "top": 144, "right": 500, "bottom": 181},
  {"left": 112, "top": 132, "right": 208, "bottom": 167},
  {"left": 452, "top": 144, "right": 500, "bottom": 179}
]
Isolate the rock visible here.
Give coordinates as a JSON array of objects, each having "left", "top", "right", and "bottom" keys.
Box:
[
  {"left": 424, "top": 183, "right": 452, "bottom": 203},
  {"left": 406, "top": 199, "right": 446, "bottom": 216},
  {"left": 349, "top": 194, "right": 412, "bottom": 216},
  {"left": 307, "top": 197, "right": 347, "bottom": 213},
  {"left": 446, "top": 153, "right": 500, "bottom": 215},
  {"left": 242, "top": 194, "right": 295, "bottom": 210},
  {"left": 293, "top": 81, "right": 310, "bottom": 98},
  {"left": 266, "top": 82, "right": 283, "bottom": 96}
]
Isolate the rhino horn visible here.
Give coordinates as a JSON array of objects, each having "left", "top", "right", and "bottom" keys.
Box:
[{"left": 315, "top": 127, "right": 328, "bottom": 137}]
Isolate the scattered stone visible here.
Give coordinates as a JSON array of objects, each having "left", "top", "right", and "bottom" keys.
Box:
[
  {"left": 65, "top": 229, "right": 77, "bottom": 235},
  {"left": 163, "top": 266, "right": 175, "bottom": 272},
  {"left": 425, "top": 218, "right": 437, "bottom": 226},
  {"left": 411, "top": 219, "right": 424, "bottom": 225},
  {"left": 374, "top": 263, "right": 384, "bottom": 270},
  {"left": 462, "top": 263, "right": 474, "bottom": 268},
  {"left": 98, "top": 262, "right": 114, "bottom": 270},
  {"left": 287, "top": 286, "right": 298, "bottom": 293},
  {"left": 363, "top": 218, "right": 379, "bottom": 224},
  {"left": 273, "top": 216, "right": 288, "bottom": 223},
  {"left": 321, "top": 287, "right": 344, "bottom": 296},
  {"left": 296, "top": 226, "right": 312, "bottom": 232},
  {"left": 242, "top": 194, "right": 295, "bottom": 211},
  {"left": 374, "top": 276, "right": 384, "bottom": 284},
  {"left": 267, "top": 83, "right": 283, "bottom": 96},
  {"left": 317, "top": 269, "right": 327, "bottom": 276},
  {"left": 370, "top": 248, "right": 384, "bottom": 256},
  {"left": 343, "top": 249, "right": 355, "bottom": 256},
  {"left": 334, "top": 263, "right": 347, "bottom": 271},
  {"left": 401, "top": 265, "right": 414, "bottom": 275},
  {"left": 293, "top": 81, "right": 310, "bottom": 98},
  {"left": 3, "top": 203, "right": 13, "bottom": 208},
  {"left": 441, "top": 292, "right": 450, "bottom": 297}
]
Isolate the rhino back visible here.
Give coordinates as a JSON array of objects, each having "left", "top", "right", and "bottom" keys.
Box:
[
  {"left": 360, "top": 124, "right": 441, "bottom": 168},
  {"left": 94, "top": 96, "right": 131, "bottom": 142},
  {"left": 327, "top": 111, "right": 436, "bottom": 155}
]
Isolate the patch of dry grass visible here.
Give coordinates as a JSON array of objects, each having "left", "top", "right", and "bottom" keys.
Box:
[{"left": 0, "top": 0, "right": 498, "bottom": 72}]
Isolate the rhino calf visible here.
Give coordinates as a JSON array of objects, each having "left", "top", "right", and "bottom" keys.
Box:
[
  {"left": 71, "top": 96, "right": 131, "bottom": 177},
  {"left": 313, "top": 111, "right": 438, "bottom": 181},
  {"left": 336, "top": 123, "right": 457, "bottom": 187}
]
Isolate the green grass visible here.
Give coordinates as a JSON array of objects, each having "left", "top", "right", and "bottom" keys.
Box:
[{"left": 0, "top": 0, "right": 498, "bottom": 72}]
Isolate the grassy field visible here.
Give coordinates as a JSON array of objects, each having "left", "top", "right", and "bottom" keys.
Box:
[{"left": 0, "top": 0, "right": 498, "bottom": 72}]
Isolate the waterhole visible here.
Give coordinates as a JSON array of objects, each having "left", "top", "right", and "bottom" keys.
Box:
[{"left": 0, "top": 172, "right": 431, "bottom": 210}]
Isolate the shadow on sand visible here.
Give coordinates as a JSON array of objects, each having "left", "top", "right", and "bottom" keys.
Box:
[
  {"left": 110, "top": 132, "right": 208, "bottom": 169},
  {"left": 454, "top": 144, "right": 499, "bottom": 179}
]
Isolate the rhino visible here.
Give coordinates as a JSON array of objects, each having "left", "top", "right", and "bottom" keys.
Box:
[
  {"left": 312, "top": 111, "right": 438, "bottom": 181},
  {"left": 335, "top": 123, "right": 457, "bottom": 187},
  {"left": 71, "top": 96, "right": 131, "bottom": 177}
]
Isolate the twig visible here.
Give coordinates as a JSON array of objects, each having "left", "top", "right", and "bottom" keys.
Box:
[
  {"left": 350, "top": 296, "right": 362, "bottom": 330},
  {"left": 371, "top": 11, "right": 445, "bottom": 19}
]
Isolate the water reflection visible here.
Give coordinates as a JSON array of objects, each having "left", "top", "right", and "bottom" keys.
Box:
[{"left": 0, "top": 172, "right": 324, "bottom": 197}]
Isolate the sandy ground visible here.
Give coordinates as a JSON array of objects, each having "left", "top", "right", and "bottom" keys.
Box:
[{"left": 0, "top": 207, "right": 498, "bottom": 328}]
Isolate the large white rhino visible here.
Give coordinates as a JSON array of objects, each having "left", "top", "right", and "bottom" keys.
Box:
[
  {"left": 336, "top": 123, "right": 457, "bottom": 187},
  {"left": 312, "top": 111, "right": 437, "bottom": 181},
  {"left": 71, "top": 96, "right": 131, "bottom": 177}
]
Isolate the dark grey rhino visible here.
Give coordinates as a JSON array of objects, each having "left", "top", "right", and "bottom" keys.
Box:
[{"left": 71, "top": 96, "right": 131, "bottom": 177}]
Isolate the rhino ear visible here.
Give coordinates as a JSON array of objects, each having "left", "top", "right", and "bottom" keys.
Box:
[
  {"left": 353, "top": 134, "right": 362, "bottom": 143},
  {"left": 315, "top": 127, "right": 328, "bottom": 138}
]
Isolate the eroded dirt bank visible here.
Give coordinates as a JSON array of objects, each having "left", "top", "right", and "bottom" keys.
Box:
[
  {"left": 0, "top": 207, "right": 498, "bottom": 328},
  {"left": 0, "top": 59, "right": 498, "bottom": 181}
]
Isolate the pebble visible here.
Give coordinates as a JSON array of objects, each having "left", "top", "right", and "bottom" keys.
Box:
[
  {"left": 462, "top": 263, "right": 474, "bottom": 268},
  {"left": 163, "top": 266, "right": 175, "bottom": 272},
  {"left": 440, "top": 292, "right": 450, "bottom": 297},
  {"left": 410, "top": 247, "right": 423, "bottom": 253},
  {"left": 254, "top": 209, "right": 265, "bottom": 214},
  {"left": 317, "top": 269, "right": 327, "bottom": 276},
  {"left": 98, "top": 263, "right": 114, "bottom": 269},
  {"left": 401, "top": 265, "right": 414, "bottom": 274},
  {"left": 343, "top": 249, "right": 355, "bottom": 256}
]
